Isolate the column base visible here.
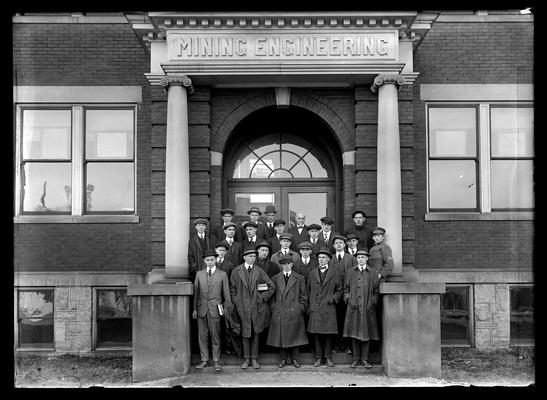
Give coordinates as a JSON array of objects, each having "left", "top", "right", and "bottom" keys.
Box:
[{"left": 146, "top": 268, "right": 190, "bottom": 284}]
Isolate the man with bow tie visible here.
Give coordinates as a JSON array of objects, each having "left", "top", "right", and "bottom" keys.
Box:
[
  {"left": 267, "top": 255, "right": 308, "bottom": 368},
  {"left": 230, "top": 249, "right": 275, "bottom": 369},
  {"left": 288, "top": 212, "right": 309, "bottom": 248},
  {"left": 342, "top": 249, "right": 379, "bottom": 369},
  {"left": 192, "top": 249, "right": 232, "bottom": 372},
  {"left": 307, "top": 247, "right": 342, "bottom": 368},
  {"left": 188, "top": 218, "right": 218, "bottom": 282}
]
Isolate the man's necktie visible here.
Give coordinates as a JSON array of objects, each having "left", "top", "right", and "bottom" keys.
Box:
[
  {"left": 338, "top": 254, "right": 342, "bottom": 261},
  {"left": 284, "top": 273, "right": 289, "bottom": 284},
  {"left": 208, "top": 269, "right": 212, "bottom": 277}
]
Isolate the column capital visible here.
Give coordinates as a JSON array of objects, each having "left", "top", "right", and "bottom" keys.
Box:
[
  {"left": 370, "top": 74, "right": 405, "bottom": 93},
  {"left": 160, "top": 75, "right": 194, "bottom": 95}
]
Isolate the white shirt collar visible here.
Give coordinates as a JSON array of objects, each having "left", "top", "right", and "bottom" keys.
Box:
[
  {"left": 245, "top": 263, "right": 253, "bottom": 269},
  {"left": 302, "top": 257, "right": 309, "bottom": 263},
  {"left": 284, "top": 270, "right": 292, "bottom": 276},
  {"left": 207, "top": 266, "right": 216, "bottom": 274},
  {"left": 319, "top": 265, "right": 328, "bottom": 271}
]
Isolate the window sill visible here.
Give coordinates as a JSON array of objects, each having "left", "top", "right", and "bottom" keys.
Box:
[
  {"left": 425, "top": 212, "right": 534, "bottom": 221},
  {"left": 14, "top": 215, "right": 140, "bottom": 224}
]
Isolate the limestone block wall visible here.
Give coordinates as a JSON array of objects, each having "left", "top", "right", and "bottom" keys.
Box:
[
  {"left": 54, "top": 287, "right": 93, "bottom": 353},
  {"left": 474, "top": 284, "right": 510, "bottom": 348}
]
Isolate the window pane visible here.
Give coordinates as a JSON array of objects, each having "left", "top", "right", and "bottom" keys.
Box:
[
  {"left": 303, "top": 153, "right": 328, "bottom": 178},
  {"left": 22, "top": 109, "right": 71, "bottom": 159},
  {"left": 429, "top": 108, "right": 476, "bottom": 157},
  {"left": 98, "top": 290, "right": 131, "bottom": 318},
  {"left": 429, "top": 160, "right": 477, "bottom": 209},
  {"left": 270, "top": 169, "right": 292, "bottom": 178},
  {"left": 290, "top": 160, "right": 312, "bottom": 178},
  {"left": 288, "top": 193, "right": 327, "bottom": 228},
  {"left": 97, "top": 289, "right": 132, "bottom": 347},
  {"left": 491, "top": 160, "right": 534, "bottom": 209},
  {"left": 491, "top": 107, "right": 534, "bottom": 157},
  {"left": 250, "top": 159, "right": 276, "bottom": 178},
  {"left": 510, "top": 286, "right": 534, "bottom": 344},
  {"left": 233, "top": 193, "right": 275, "bottom": 226},
  {"left": 22, "top": 163, "right": 71, "bottom": 213},
  {"left": 441, "top": 286, "right": 470, "bottom": 345},
  {"left": 281, "top": 142, "right": 308, "bottom": 157},
  {"left": 86, "top": 163, "right": 134, "bottom": 212},
  {"left": 281, "top": 151, "right": 299, "bottom": 170},
  {"left": 85, "top": 110, "right": 134, "bottom": 159},
  {"left": 18, "top": 290, "right": 54, "bottom": 348},
  {"left": 248, "top": 134, "right": 279, "bottom": 157}
]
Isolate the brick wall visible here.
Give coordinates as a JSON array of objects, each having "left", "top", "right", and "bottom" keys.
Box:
[
  {"left": 413, "top": 21, "right": 534, "bottom": 270},
  {"left": 13, "top": 22, "right": 152, "bottom": 273}
]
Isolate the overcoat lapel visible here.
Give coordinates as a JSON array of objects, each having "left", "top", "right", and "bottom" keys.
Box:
[
  {"left": 193, "top": 234, "right": 203, "bottom": 253},
  {"left": 321, "top": 267, "right": 333, "bottom": 287},
  {"left": 249, "top": 265, "right": 260, "bottom": 294},
  {"left": 238, "top": 267, "right": 249, "bottom": 289},
  {"left": 283, "top": 274, "right": 296, "bottom": 298}
]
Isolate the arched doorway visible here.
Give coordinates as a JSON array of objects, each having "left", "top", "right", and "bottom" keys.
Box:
[{"left": 223, "top": 106, "right": 342, "bottom": 229}]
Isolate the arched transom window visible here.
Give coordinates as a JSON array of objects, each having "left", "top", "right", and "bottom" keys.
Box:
[{"left": 232, "top": 133, "right": 328, "bottom": 179}]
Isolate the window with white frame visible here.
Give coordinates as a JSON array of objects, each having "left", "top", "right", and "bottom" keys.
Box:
[
  {"left": 17, "top": 105, "right": 136, "bottom": 216},
  {"left": 427, "top": 103, "right": 534, "bottom": 212}
]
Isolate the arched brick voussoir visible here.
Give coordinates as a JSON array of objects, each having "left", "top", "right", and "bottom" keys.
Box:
[{"left": 212, "top": 89, "right": 352, "bottom": 154}]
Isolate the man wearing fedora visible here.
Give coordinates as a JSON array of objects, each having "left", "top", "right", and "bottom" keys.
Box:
[
  {"left": 288, "top": 212, "right": 309, "bottom": 248},
  {"left": 307, "top": 247, "right": 342, "bottom": 367},
  {"left": 188, "top": 218, "right": 218, "bottom": 282},
  {"left": 255, "top": 241, "right": 280, "bottom": 279},
  {"left": 193, "top": 249, "right": 232, "bottom": 372},
  {"left": 270, "top": 233, "right": 299, "bottom": 265},
  {"left": 230, "top": 248, "right": 275, "bottom": 369},
  {"left": 241, "top": 206, "right": 268, "bottom": 241},
  {"left": 267, "top": 255, "right": 308, "bottom": 368},
  {"left": 219, "top": 222, "right": 243, "bottom": 266},
  {"left": 342, "top": 249, "right": 380, "bottom": 369},
  {"left": 317, "top": 216, "right": 339, "bottom": 254},
  {"left": 263, "top": 205, "right": 278, "bottom": 240},
  {"left": 213, "top": 208, "right": 238, "bottom": 244},
  {"left": 344, "top": 210, "right": 374, "bottom": 251}
]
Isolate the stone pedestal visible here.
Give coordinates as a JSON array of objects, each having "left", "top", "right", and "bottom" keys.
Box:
[
  {"left": 380, "top": 282, "right": 445, "bottom": 378},
  {"left": 127, "top": 281, "right": 193, "bottom": 382}
]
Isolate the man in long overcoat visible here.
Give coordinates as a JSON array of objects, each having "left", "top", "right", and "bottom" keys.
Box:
[
  {"left": 230, "top": 248, "right": 275, "bottom": 369},
  {"left": 255, "top": 241, "right": 280, "bottom": 279},
  {"left": 188, "top": 218, "right": 217, "bottom": 281},
  {"left": 342, "top": 249, "right": 380, "bottom": 369},
  {"left": 307, "top": 247, "right": 342, "bottom": 367},
  {"left": 267, "top": 255, "right": 308, "bottom": 368},
  {"left": 219, "top": 222, "right": 243, "bottom": 265}
]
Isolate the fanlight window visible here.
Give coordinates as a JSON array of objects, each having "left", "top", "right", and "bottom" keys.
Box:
[{"left": 232, "top": 134, "right": 328, "bottom": 179}]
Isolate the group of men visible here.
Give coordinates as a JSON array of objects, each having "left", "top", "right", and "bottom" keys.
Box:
[{"left": 188, "top": 205, "right": 394, "bottom": 372}]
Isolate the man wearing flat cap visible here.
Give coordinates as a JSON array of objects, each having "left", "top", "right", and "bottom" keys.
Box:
[
  {"left": 188, "top": 218, "right": 218, "bottom": 282},
  {"left": 292, "top": 241, "right": 318, "bottom": 283},
  {"left": 218, "top": 222, "right": 243, "bottom": 265},
  {"left": 263, "top": 205, "right": 278, "bottom": 240},
  {"left": 346, "top": 233, "right": 362, "bottom": 258},
  {"left": 213, "top": 208, "right": 238, "bottom": 244},
  {"left": 268, "top": 219, "right": 296, "bottom": 254},
  {"left": 342, "top": 249, "right": 380, "bottom": 369},
  {"left": 192, "top": 249, "right": 232, "bottom": 372},
  {"left": 230, "top": 248, "right": 275, "bottom": 369},
  {"left": 317, "top": 216, "right": 339, "bottom": 254},
  {"left": 241, "top": 206, "right": 268, "bottom": 242},
  {"left": 306, "top": 223, "right": 323, "bottom": 260},
  {"left": 344, "top": 210, "right": 374, "bottom": 251},
  {"left": 307, "top": 247, "right": 342, "bottom": 367},
  {"left": 255, "top": 241, "right": 280, "bottom": 279},
  {"left": 267, "top": 255, "right": 308, "bottom": 368},
  {"left": 271, "top": 233, "right": 299, "bottom": 265},
  {"left": 241, "top": 221, "right": 260, "bottom": 253},
  {"left": 368, "top": 227, "right": 394, "bottom": 281}
]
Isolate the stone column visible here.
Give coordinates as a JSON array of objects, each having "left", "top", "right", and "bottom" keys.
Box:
[
  {"left": 371, "top": 75, "right": 405, "bottom": 280},
  {"left": 160, "top": 75, "right": 194, "bottom": 279}
]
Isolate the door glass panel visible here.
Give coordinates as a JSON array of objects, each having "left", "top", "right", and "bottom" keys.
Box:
[
  {"left": 288, "top": 192, "right": 327, "bottom": 229},
  {"left": 234, "top": 193, "right": 275, "bottom": 226}
]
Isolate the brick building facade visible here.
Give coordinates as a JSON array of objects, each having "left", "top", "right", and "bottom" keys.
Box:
[{"left": 13, "top": 11, "right": 533, "bottom": 356}]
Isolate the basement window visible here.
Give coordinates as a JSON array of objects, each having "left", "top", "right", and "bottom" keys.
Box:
[
  {"left": 17, "top": 289, "right": 54, "bottom": 349},
  {"left": 95, "top": 288, "right": 132, "bottom": 349},
  {"left": 441, "top": 285, "right": 472, "bottom": 346}
]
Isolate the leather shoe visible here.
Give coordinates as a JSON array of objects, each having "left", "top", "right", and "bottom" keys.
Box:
[
  {"left": 292, "top": 359, "right": 301, "bottom": 368},
  {"left": 350, "top": 360, "right": 359, "bottom": 368},
  {"left": 313, "top": 358, "right": 322, "bottom": 367},
  {"left": 278, "top": 359, "right": 287, "bottom": 368},
  {"left": 195, "top": 361, "right": 207, "bottom": 370},
  {"left": 241, "top": 359, "right": 249, "bottom": 369},
  {"left": 214, "top": 362, "right": 222, "bottom": 372},
  {"left": 252, "top": 359, "right": 260, "bottom": 369},
  {"left": 326, "top": 358, "right": 334, "bottom": 367},
  {"left": 362, "top": 360, "right": 372, "bottom": 369}
]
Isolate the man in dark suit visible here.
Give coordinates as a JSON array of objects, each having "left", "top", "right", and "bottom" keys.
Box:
[
  {"left": 188, "top": 218, "right": 218, "bottom": 281},
  {"left": 317, "top": 216, "right": 339, "bottom": 255},
  {"left": 230, "top": 249, "right": 275, "bottom": 369},
  {"left": 344, "top": 210, "right": 374, "bottom": 251},
  {"left": 240, "top": 206, "right": 268, "bottom": 241},
  {"left": 345, "top": 233, "right": 362, "bottom": 258},
  {"left": 255, "top": 241, "right": 280, "bottom": 279},
  {"left": 219, "top": 222, "right": 243, "bottom": 266},
  {"left": 270, "top": 233, "right": 299, "bottom": 265},
  {"left": 212, "top": 208, "right": 236, "bottom": 243},
  {"left": 214, "top": 242, "right": 235, "bottom": 279},
  {"left": 292, "top": 241, "right": 318, "bottom": 283},
  {"left": 306, "top": 223, "right": 323, "bottom": 260},
  {"left": 192, "top": 249, "right": 232, "bottom": 372},
  {"left": 241, "top": 221, "right": 260, "bottom": 253},
  {"left": 288, "top": 212, "right": 309, "bottom": 248},
  {"left": 268, "top": 219, "right": 296, "bottom": 254},
  {"left": 263, "top": 205, "right": 278, "bottom": 240}
]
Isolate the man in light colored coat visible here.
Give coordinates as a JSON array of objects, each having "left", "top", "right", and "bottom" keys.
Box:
[{"left": 192, "top": 249, "right": 232, "bottom": 372}]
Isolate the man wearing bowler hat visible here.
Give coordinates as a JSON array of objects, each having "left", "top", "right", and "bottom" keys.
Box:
[
  {"left": 271, "top": 233, "right": 299, "bottom": 265},
  {"left": 263, "top": 205, "right": 278, "bottom": 240},
  {"left": 193, "top": 249, "right": 232, "bottom": 372},
  {"left": 188, "top": 218, "right": 218, "bottom": 281},
  {"left": 344, "top": 210, "right": 374, "bottom": 251},
  {"left": 219, "top": 222, "right": 243, "bottom": 265},
  {"left": 267, "top": 254, "right": 308, "bottom": 368},
  {"left": 230, "top": 248, "right": 275, "bottom": 369},
  {"left": 317, "top": 216, "right": 339, "bottom": 254},
  {"left": 307, "top": 247, "right": 342, "bottom": 367}
]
